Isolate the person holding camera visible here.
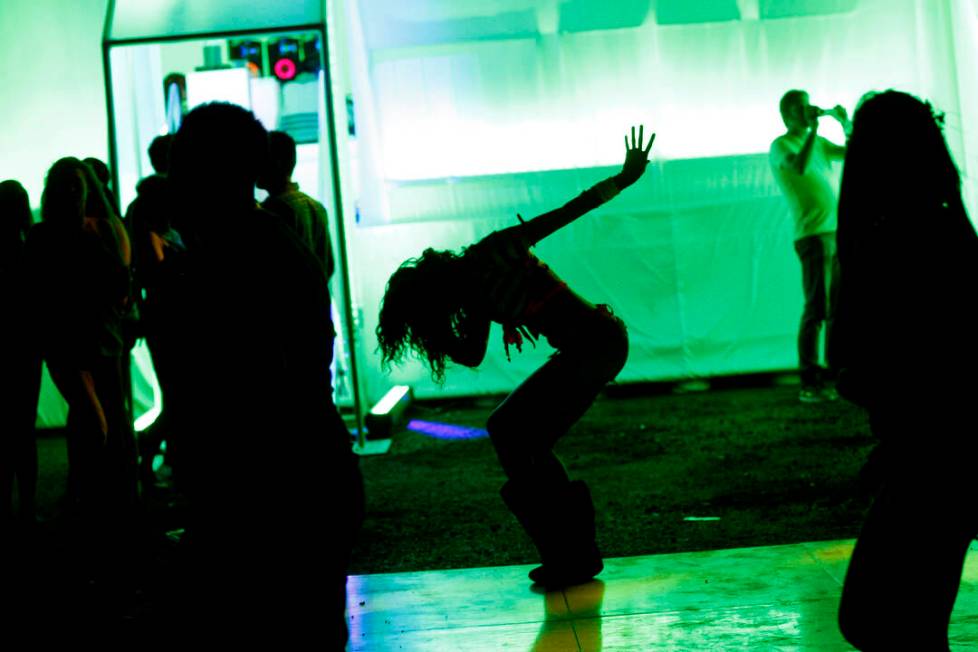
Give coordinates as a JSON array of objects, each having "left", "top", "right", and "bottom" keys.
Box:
[{"left": 770, "top": 89, "right": 851, "bottom": 403}]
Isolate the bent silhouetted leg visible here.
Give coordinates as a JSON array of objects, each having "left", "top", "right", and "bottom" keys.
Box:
[{"left": 488, "top": 292, "right": 628, "bottom": 587}]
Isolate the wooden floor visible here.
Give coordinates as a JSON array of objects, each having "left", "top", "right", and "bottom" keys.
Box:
[{"left": 347, "top": 539, "right": 978, "bottom": 651}]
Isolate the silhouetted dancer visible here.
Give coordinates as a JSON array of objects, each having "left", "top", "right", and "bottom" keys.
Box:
[
  {"left": 165, "top": 103, "right": 363, "bottom": 644},
  {"left": 0, "top": 180, "right": 41, "bottom": 529},
  {"left": 377, "top": 127, "right": 654, "bottom": 589},
  {"left": 833, "top": 90, "right": 978, "bottom": 651},
  {"left": 770, "top": 90, "right": 851, "bottom": 403},
  {"left": 258, "top": 130, "right": 335, "bottom": 280}
]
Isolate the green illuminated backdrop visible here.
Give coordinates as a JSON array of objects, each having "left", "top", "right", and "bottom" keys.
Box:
[
  {"left": 2, "top": 0, "right": 978, "bottom": 421},
  {"left": 343, "top": 0, "right": 978, "bottom": 400}
]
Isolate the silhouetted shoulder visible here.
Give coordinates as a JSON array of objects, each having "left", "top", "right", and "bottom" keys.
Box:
[{"left": 246, "top": 207, "right": 324, "bottom": 277}]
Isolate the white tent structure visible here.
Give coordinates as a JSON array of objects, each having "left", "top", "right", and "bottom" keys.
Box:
[
  {"left": 340, "top": 0, "right": 978, "bottom": 400},
  {"left": 27, "top": 0, "right": 978, "bottom": 426}
]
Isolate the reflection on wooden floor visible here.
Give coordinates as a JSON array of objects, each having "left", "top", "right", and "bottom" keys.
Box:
[{"left": 348, "top": 539, "right": 978, "bottom": 651}]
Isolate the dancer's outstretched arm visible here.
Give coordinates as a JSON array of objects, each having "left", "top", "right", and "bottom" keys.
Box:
[{"left": 521, "top": 125, "right": 654, "bottom": 247}]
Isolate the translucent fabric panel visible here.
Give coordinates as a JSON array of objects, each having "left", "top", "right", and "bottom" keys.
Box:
[
  {"left": 950, "top": 0, "right": 978, "bottom": 223},
  {"left": 340, "top": 0, "right": 975, "bottom": 401},
  {"left": 351, "top": 0, "right": 947, "bottom": 204},
  {"left": 0, "top": 0, "right": 108, "bottom": 202},
  {"left": 349, "top": 155, "right": 801, "bottom": 400}
]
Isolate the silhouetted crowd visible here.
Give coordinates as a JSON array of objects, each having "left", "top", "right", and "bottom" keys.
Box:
[
  {"left": 2, "top": 107, "right": 361, "bottom": 645},
  {"left": 2, "top": 90, "right": 976, "bottom": 650}
]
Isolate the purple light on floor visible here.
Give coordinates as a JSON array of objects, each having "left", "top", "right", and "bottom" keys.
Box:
[
  {"left": 347, "top": 574, "right": 365, "bottom": 643},
  {"left": 407, "top": 420, "right": 488, "bottom": 440}
]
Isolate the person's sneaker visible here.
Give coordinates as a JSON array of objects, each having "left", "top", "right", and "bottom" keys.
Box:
[
  {"left": 528, "top": 558, "right": 603, "bottom": 589},
  {"left": 799, "top": 387, "right": 824, "bottom": 403},
  {"left": 820, "top": 385, "right": 840, "bottom": 401}
]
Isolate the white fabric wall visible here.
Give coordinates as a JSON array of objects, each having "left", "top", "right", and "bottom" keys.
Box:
[
  {"left": 348, "top": 156, "right": 811, "bottom": 398},
  {"left": 0, "top": 0, "right": 110, "bottom": 208},
  {"left": 950, "top": 0, "right": 978, "bottom": 219},
  {"left": 1, "top": 0, "right": 109, "bottom": 426},
  {"left": 340, "top": 0, "right": 978, "bottom": 401}
]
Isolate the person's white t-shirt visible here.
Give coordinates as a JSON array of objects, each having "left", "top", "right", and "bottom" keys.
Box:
[{"left": 770, "top": 133, "right": 842, "bottom": 241}]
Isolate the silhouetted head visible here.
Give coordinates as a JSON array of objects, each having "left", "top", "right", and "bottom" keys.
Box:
[
  {"left": 133, "top": 174, "right": 173, "bottom": 234},
  {"left": 83, "top": 157, "right": 111, "bottom": 187},
  {"left": 78, "top": 160, "right": 118, "bottom": 221},
  {"left": 257, "top": 131, "right": 297, "bottom": 194},
  {"left": 779, "top": 89, "right": 816, "bottom": 131},
  {"left": 377, "top": 248, "right": 471, "bottom": 383},
  {"left": 837, "top": 91, "right": 977, "bottom": 276},
  {"left": 838, "top": 90, "right": 967, "bottom": 262},
  {"left": 842, "top": 90, "right": 959, "bottom": 213},
  {"left": 169, "top": 102, "right": 268, "bottom": 210},
  {"left": 41, "top": 157, "right": 88, "bottom": 229},
  {"left": 835, "top": 91, "right": 977, "bottom": 371},
  {"left": 0, "top": 180, "right": 32, "bottom": 247},
  {"left": 148, "top": 134, "right": 174, "bottom": 175}
]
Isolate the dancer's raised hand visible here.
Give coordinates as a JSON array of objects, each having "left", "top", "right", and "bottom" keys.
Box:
[{"left": 617, "top": 125, "right": 655, "bottom": 187}]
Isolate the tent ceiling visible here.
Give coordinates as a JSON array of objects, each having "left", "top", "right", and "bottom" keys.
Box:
[
  {"left": 359, "top": 0, "right": 862, "bottom": 50},
  {"left": 105, "top": 0, "right": 325, "bottom": 44}
]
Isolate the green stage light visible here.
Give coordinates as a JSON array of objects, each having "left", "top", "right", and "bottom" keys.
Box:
[{"left": 365, "top": 384, "right": 413, "bottom": 441}]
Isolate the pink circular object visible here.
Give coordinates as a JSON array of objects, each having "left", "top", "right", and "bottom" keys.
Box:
[{"left": 274, "top": 58, "right": 297, "bottom": 81}]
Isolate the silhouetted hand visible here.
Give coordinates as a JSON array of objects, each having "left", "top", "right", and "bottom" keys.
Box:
[
  {"left": 617, "top": 125, "right": 655, "bottom": 188},
  {"left": 80, "top": 370, "right": 109, "bottom": 445},
  {"left": 829, "top": 105, "right": 849, "bottom": 124}
]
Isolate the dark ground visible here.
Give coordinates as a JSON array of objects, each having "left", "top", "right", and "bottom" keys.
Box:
[
  {"left": 10, "top": 376, "right": 876, "bottom": 626},
  {"left": 351, "top": 377, "right": 875, "bottom": 574}
]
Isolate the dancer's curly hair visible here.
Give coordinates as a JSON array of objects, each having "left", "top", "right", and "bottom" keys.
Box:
[{"left": 377, "top": 248, "right": 469, "bottom": 384}]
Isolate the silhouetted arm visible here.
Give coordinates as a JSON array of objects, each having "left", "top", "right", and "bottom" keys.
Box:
[
  {"left": 822, "top": 105, "right": 850, "bottom": 161},
  {"left": 446, "top": 309, "right": 491, "bottom": 367},
  {"left": 109, "top": 212, "right": 132, "bottom": 267},
  {"left": 783, "top": 124, "right": 819, "bottom": 175},
  {"left": 46, "top": 367, "right": 109, "bottom": 443},
  {"left": 830, "top": 104, "right": 852, "bottom": 139},
  {"left": 520, "top": 126, "right": 655, "bottom": 247},
  {"left": 83, "top": 212, "right": 131, "bottom": 268}
]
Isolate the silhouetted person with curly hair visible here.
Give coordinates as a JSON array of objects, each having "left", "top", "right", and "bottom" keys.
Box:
[
  {"left": 834, "top": 90, "right": 978, "bottom": 651},
  {"left": 166, "top": 102, "right": 363, "bottom": 644},
  {"left": 377, "top": 126, "right": 654, "bottom": 589}
]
